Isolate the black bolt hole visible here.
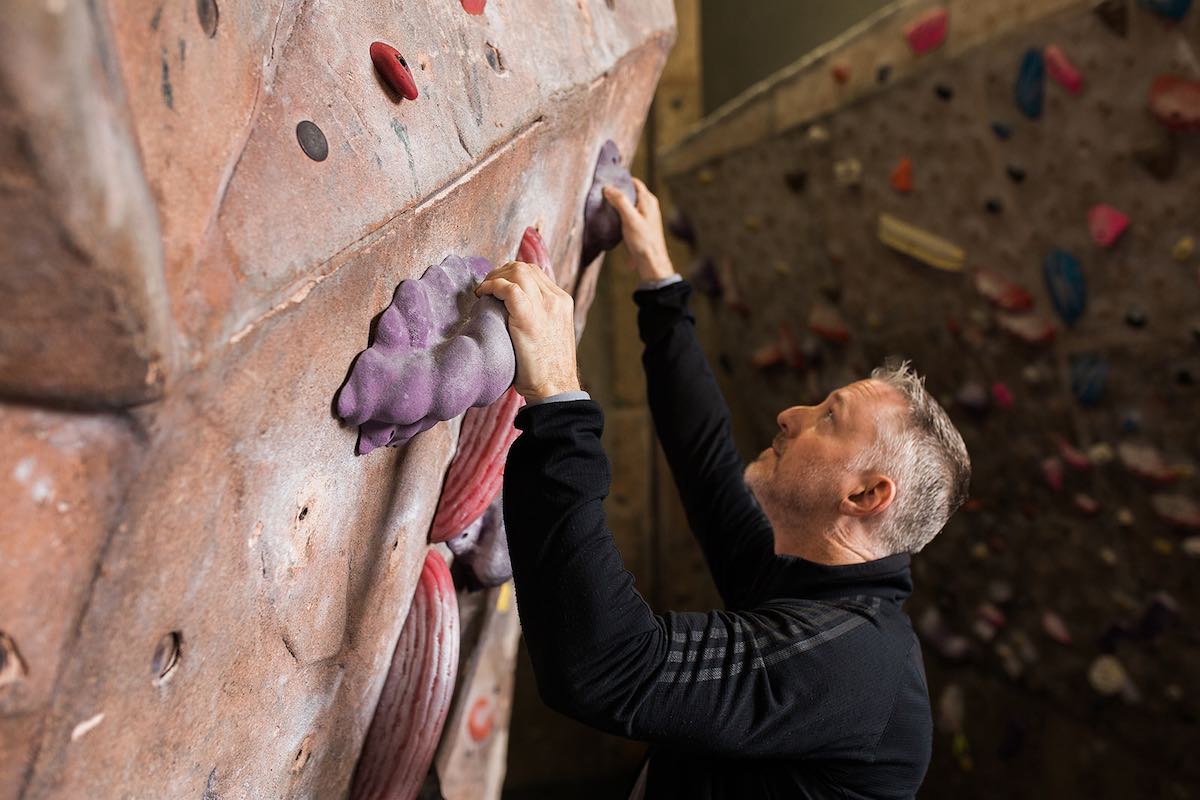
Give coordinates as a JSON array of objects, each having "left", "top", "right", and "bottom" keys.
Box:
[{"left": 298, "top": 506, "right": 309, "bottom": 521}]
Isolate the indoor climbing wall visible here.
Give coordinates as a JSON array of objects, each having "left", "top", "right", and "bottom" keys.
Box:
[
  {"left": 662, "top": 0, "right": 1198, "bottom": 797},
  {"left": 0, "top": 1, "right": 672, "bottom": 798}
]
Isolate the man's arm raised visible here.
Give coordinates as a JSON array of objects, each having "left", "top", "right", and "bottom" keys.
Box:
[{"left": 605, "top": 181, "right": 778, "bottom": 610}]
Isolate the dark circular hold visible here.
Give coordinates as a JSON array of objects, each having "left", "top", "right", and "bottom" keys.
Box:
[
  {"left": 784, "top": 170, "right": 808, "bottom": 193},
  {"left": 985, "top": 198, "right": 1004, "bottom": 214},
  {"left": 196, "top": 0, "right": 219, "bottom": 38},
  {"left": 934, "top": 83, "right": 954, "bottom": 101},
  {"left": 1006, "top": 165, "right": 1026, "bottom": 183},
  {"left": 1177, "top": 368, "right": 1195, "bottom": 387},
  {"left": 151, "top": 631, "right": 182, "bottom": 684},
  {"left": 1124, "top": 306, "right": 1147, "bottom": 328},
  {"left": 296, "top": 120, "right": 328, "bottom": 162},
  {"left": 876, "top": 65, "right": 893, "bottom": 84}
]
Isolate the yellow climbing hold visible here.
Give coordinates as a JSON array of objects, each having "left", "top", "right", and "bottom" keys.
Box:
[
  {"left": 877, "top": 213, "right": 966, "bottom": 272},
  {"left": 496, "top": 581, "right": 513, "bottom": 613},
  {"left": 698, "top": 168, "right": 715, "bottom": 185},
  {"left": 1153, "top": 538, "right": 1174, "bottom": 555},
  {"left": 1173, "top": 235, "right": 1194, "bottom": 262}
]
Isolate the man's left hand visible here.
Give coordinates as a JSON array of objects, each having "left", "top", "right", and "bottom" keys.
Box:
[{"left": 476, "top": 261, "right": 581, "bottom": 402}]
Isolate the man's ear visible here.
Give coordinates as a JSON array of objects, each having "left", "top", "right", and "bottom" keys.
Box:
[{"left": 840, "top": 474, "right": 896, "bottom": 517}]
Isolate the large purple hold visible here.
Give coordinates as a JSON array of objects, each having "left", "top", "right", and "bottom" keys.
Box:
[
  {"left": 580, "top": 140, "right": 637, "bottom": 267},
  {"left": 337, "top": 255, "right": 516, "bottom": 454},
  {"left": 446, "top": 493, "right": 511, "bottom": 588}
]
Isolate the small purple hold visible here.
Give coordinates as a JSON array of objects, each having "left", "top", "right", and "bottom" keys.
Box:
[
  {"left": 447, "top": 493, "right": 511, "bottom": 588},
  {"left": 581, "top": 140, "right": 637, "bottom": 267}
]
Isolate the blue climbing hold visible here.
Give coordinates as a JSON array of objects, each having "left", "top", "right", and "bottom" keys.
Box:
[
  {"left": 1070, "top": 355, "right": 1109, "bottom": 407},
  {"left": 1139, "top": 0, "right": 1192, "bottom": 22},
  {"left": 1015, "top": 49, "right": 1045, "bottom": 120},
  {"left": 1043, "top": 249, "right": 1087, "bottom": 326},
  {"left": 992, "top": 122, "right": 1013, "bottom": 140}
]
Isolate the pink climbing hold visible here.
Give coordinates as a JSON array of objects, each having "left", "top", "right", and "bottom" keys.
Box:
[
  {"left": 905, "top": 7, "right": 949, "bottom": 55},
  {"left": 1042, "top": 611, "right": 1073, "bottom": 646},
  {"left": 1044, "top": 45, "right": 1083, "bottom": 95},
  {"left": 1056, "top": 438, "right": 1092, "bottom": 471},
  {"left": 1074, "top": 493, "right": 1100, "bottom": 515},
  {"left": 1118, "top": 441, "right": 1179, "bottom": 483},
  {"left": 429, "top": 387, "right": 523, "bottom": 542},
  {"left": 460, "top": 0, "right": 486, "bottom": 14},
  {"left": 1088, "top": 204, "right": 1129, "bottom": 247},
  {"left": 1041, "top": 456, "right": 1064, "bottom": 492},
  {"left": 974, "top": 269, "right": 1033, "bottom": 312},
  {"left": 350, "top": 551, "right": 458, "bottom": 800},
  {"left": 1149, "top": 74, "right": 1200, "bottom": 132},
  {"left": 1151, "top": 494, "right": 1200, "bottom": 530},
  {"left": 370, "top": 42, "right": 419, "bottom": 101}
]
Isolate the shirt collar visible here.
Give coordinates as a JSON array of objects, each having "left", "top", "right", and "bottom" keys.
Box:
[{"left": 760, "top": 552, "right": 914, "bottom": 604}]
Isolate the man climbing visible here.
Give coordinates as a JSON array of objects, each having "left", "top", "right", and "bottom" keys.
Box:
[{"left": 474, "top": 178, "right": 971, "bottom": 800}]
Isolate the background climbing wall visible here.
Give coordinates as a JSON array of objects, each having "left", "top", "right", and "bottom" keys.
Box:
[
  {"left": 661, "top": 0, "right": 1200, "bottom": 797},
  {"left": 0, "top": 1, "right": 672, "bottom": 798}
]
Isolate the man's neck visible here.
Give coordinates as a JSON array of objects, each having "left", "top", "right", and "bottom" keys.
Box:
[{"left": 772, "top": 521, "right": 877, "bottom": 566}]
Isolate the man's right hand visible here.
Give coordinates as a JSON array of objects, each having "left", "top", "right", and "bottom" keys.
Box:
[{"left": 603, "top": 178, "right": 676, "bottom": 283}]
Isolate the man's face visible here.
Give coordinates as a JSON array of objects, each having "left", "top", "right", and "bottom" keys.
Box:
[{"left": 744, "top": 379, "right": 906, "bottom": 525}]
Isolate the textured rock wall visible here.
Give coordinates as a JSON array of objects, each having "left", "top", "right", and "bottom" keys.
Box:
[
  {"left": 0, "top": 1, "right": 672, "bottom": 797},
  {"left": 662, "top": 1, "right": 1199, "bottom": 797}
]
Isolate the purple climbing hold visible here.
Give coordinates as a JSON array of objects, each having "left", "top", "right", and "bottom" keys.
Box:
[
  {"left": 337, "top": 255, "right": 515, "bottom": 454},
  {"left": 1015, "top": 49, "right": 1045, "bottom": 120},
  {"left": 1043, "top": 249, "right": 1086, "bottom": 326},
  {"left": 955, "top": 382, "right": 990, "bottom": 414},
  {"left": 1069, "top": 354, "right": 1108, "bottom": 407},
  {"left": 447, "top": 493, "right": 511, "bottom": 588},
  {"left": 581, "top": 140, "right": 636, "bottom": 267},
  {"left": 1139, "top": 0, "right": 1192, "bottom": 22},
  {"left": 689, "top": 256, "right": 722, "bottom": 298}
]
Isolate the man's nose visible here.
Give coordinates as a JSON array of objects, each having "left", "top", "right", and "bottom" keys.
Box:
[{"left": 777, "top": 406, "right": 804, "bottom": 435}]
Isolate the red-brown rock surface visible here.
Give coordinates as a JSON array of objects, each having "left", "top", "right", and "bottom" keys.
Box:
[{"left": 0, "top": 1, "right": 673, "bottom": 796}]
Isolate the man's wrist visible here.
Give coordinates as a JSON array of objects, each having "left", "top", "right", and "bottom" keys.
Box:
[{"left": 522, "top": 379, "right": 583, "bottom": 402}]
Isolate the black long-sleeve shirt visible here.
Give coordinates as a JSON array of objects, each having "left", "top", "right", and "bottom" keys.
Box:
[{"left": 503, "top": 280, "right": 932, "bottom": 799}]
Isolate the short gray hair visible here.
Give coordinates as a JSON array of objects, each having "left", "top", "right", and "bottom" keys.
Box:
[{"left": 858, "top": 360, "right": 971, "bottom": 555}]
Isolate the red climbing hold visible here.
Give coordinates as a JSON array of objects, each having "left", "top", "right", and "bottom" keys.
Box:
[
  {"left": 1088, "top": 204, "right": 1129, "bottom": 248},
  {"left": 832, "top": 62, "right": 852, "bottom": 84},
  {"left": 890, "top": 157, "right": 914, "bottom": 193},
  {"left": 370, "top": 42, "right": 419, "bottom": 101},
  {"left": 460, "top": 0, "right": 486, "bottom": 14},
  {"left": 1044, "top": 45, "right": 1083, "bottom": 95},
  {"left": 905, "top": 7, "right": 949, "bottom": 55},
  {"left": 517, "top": 227, "right": 554, "bottom": 278},
  {"left": 751, "top": 341, "right": 785, "bottom": 370},
  {"left": 997, "top": 312, "right": 1056, "bottom": 345},
  {"left": 991, "top": 382, "right": 1014, "bottom": 409},
  {"left": 809, "top": 305, "right": 850, "bottom": 345},
  {"left": 1149, "top": 75, "right": 1200, "bottom": 131},
  {"left": 974, "top": 269, "right": 1033, "bottom": 311}
]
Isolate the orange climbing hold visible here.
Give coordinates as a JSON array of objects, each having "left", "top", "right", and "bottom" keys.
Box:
[
  {"left": 890, "top": 157, "right": 914, "bottom": 193},
  {"left": 460, "top": 0, "right": 486, "bottom": 14}
]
